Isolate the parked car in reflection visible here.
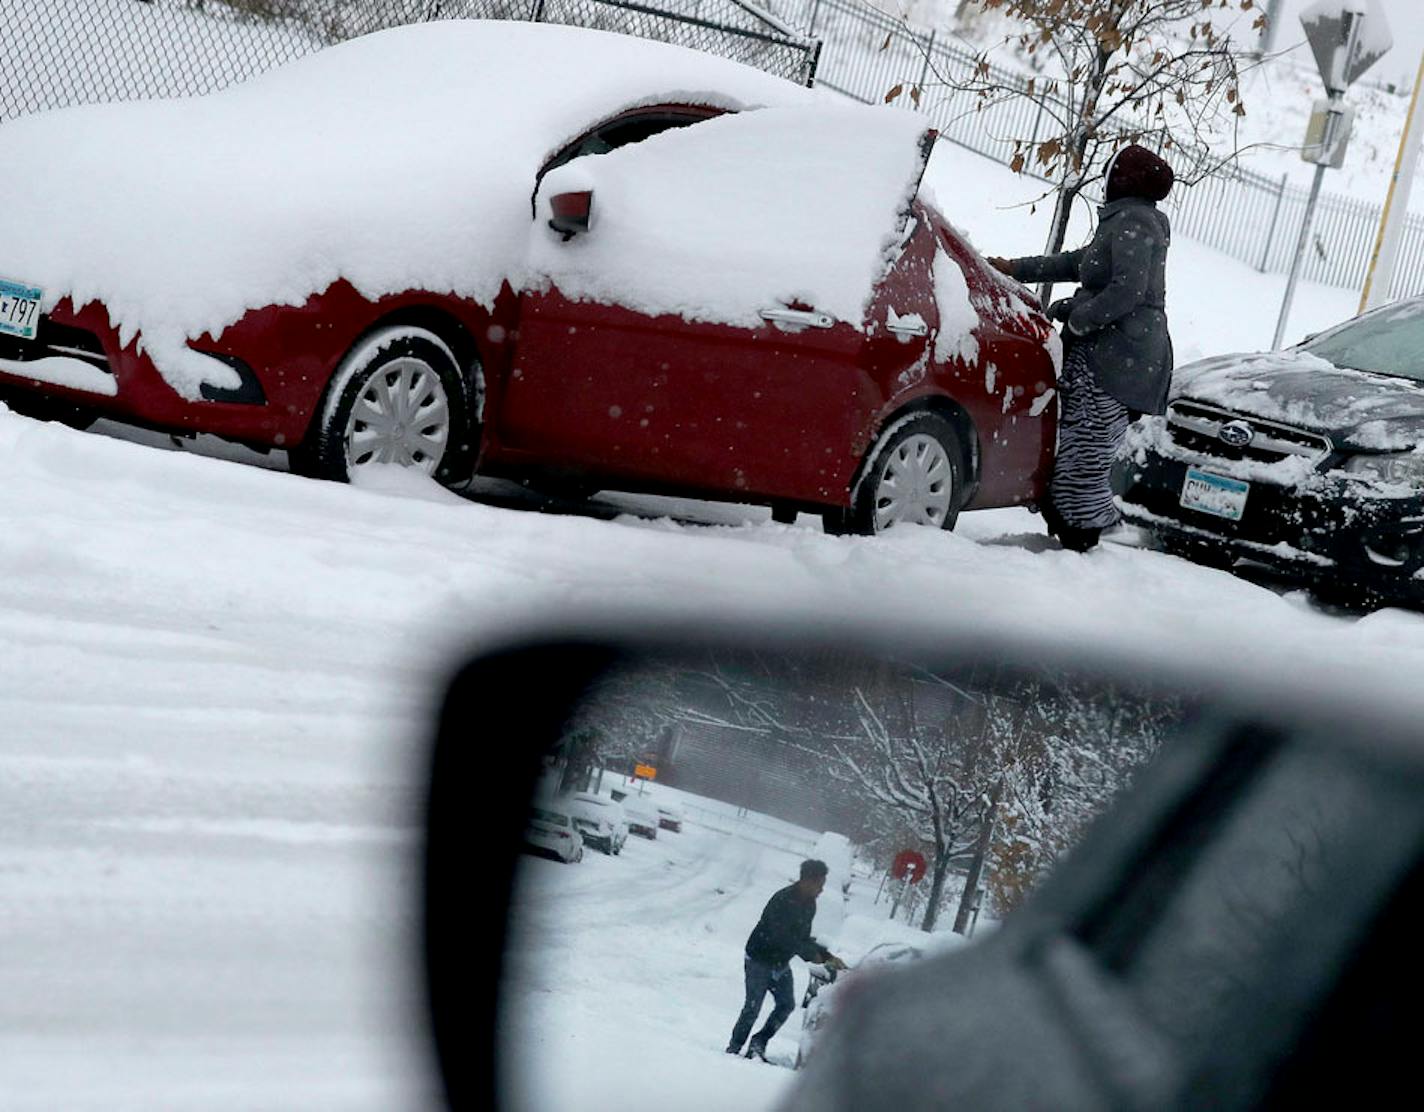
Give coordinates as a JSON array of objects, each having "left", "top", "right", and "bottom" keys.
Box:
[
  {"left": 618, "top": 794, "right": 661, "bottom": 840},
  {"left": 796, "top": 941, "right": 925, "bottom": 1070},
  {"left": 565, "top": 791, "right": 628, "bottom": 855},
  {"left": 1118, "top": 298, "right": 1424, "bottom": 602},
  {"left": 656, "top": 803, "right": 683, "bottom": 833},
  {"left": 524, "top": 803, "right": 585, "bottom": 864},
  {"left": 0, "top": 21, "right": 1057, "bottom": 535}
]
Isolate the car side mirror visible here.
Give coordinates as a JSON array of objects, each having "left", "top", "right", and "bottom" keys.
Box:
[
  {"left": 548, "top": 190, "right": 593, "bottom": 240},
  {"left": 422, "top": 621, "right": 1424, "bottom": 1110}
]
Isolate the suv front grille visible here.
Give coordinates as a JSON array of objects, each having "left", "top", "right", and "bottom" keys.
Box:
[{"left": 1166, "top": 399, "right": 1332, "bottom": 466}]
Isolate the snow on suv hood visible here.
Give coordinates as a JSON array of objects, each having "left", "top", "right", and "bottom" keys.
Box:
[
  {"left": 0, "top": 20, "right": 810, "bottom": 398},
  {"left": 1174, "top": 348, "right": 1424, "bottom": 451}
]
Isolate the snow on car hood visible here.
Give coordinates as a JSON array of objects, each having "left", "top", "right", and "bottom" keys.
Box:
[
  {"left": 530, "top": 103, "right": 932, "bottom": 330},
  {"left": 1175, "top": 348, "right": 1424, "bottom": 450},
  {"left": 0, "top": 20, "right": 810, "bottom": 398}
]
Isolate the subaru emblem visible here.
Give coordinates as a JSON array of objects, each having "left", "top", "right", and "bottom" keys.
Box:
[{"left": 1219, "top": 420, "right": 1254, "bottom": 448}]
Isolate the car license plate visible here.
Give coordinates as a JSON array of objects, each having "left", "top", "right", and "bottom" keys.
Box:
[
  {"left": 1180, "top": 468, "right": 1249, "bottom": 521},
  {"left": 0, "top": 277, "right": 43, "bottom": 341}
]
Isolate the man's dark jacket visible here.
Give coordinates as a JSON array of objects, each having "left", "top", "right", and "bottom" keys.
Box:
[
  {"left": 745, "top": 883, "right": 830, "bottom": 966},
  {"left": 1008, "top": 197, "right": 1173, "bottom": 416}
]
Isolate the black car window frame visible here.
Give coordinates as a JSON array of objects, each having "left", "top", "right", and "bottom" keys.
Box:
[{"left": 531, "top": 105, "right": 726, "bottom": 214}]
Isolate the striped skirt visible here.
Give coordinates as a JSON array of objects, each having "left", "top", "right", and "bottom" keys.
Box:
[{"left": 1050, "top": 342, "right": 1130, "bottom": 530}]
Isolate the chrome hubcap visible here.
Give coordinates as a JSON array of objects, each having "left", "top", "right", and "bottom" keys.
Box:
[
  {"left": 344, "top": 357, "right": 451, "bottom": 476},
  {"left": 873, "top": 433, "right": 954, "bottom": 531}
]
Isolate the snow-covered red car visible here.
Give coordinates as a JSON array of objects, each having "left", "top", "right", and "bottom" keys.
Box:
[
  {"left": 656, "top": 804, "right": 683, "bottom": 832},
  {"left": 0, "top": 20, "right": 1057, "bottom": 534}
]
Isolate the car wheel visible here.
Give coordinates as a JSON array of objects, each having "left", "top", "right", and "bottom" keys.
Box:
[
  {"left": 1, "top": 390, "right": 96, "bottom": 431},
  {"left": 831, "top": 413, "right": 964, "bottom": 536},
  {"left": 291, "top": 325, "right": 476, "bottom": 486}
]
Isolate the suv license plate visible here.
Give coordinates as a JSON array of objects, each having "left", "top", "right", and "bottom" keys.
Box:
[
  {"left": 1180, "top": 468, "right": 1249, "bottom": 521},
  {"left": 0, "top": 277, "right": 43, "bottom": 341}
]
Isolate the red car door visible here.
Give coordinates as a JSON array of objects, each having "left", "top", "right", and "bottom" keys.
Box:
[{"left": 491, "top": 105, "right": 934, "bottom": 507}]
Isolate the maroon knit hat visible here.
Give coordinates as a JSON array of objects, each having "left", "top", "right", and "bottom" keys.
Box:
[{"left": 1105, "top": 144, "right": 1174, "bottom": 203}]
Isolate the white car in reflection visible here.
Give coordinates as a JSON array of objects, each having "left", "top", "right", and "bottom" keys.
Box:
[
  {"left": 617, "top": 793, "right": 660, "bottom": 839},
  {"left": 566, "top": 792, "right": 629, "bottom": 855},
  {"left": 796, "top": 941, "right": 925, "bottom": 1069},
  {"left": 525, "top": 803, "right": 585, "bottom": 864}
]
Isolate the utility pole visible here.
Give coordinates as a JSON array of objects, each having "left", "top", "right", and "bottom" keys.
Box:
[
  {"left": 1259, "top": 0, "right": 1286, "bottom": 56},
  {"left": 1360, "top": 50, "right": 1424, "bottom": 313}
]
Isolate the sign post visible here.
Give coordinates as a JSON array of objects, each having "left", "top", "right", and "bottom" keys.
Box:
[
  {"left": 1273, "top": 0, "right": 1392, "bottom": 349},
  {"left": 888, "top": 849, "right": 926, "bottom": 921}
]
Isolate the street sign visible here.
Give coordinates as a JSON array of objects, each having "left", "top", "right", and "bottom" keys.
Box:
[
  {"left": 1276, "top": 1, "right": 1393, "bottom": 349},
  {"left": 891, "top": 849, "right": 926, "bottom": 884},
  {"left": 1301, "top": 0, "right": 1392, "bottom": 95},
  {"left": 1301, "top": 99, "right": 1356, "bottom": 166},
  {"left": 633, "top": 763, "right": 657, "bottom": 780}
]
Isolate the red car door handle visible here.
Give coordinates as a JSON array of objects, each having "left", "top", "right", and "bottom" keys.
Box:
[
  {"left": 886, "top": 318, "right": 928, "bottom": 337},
  {"left": 760, "top": 308, "right": 836, "bottom": 330}
]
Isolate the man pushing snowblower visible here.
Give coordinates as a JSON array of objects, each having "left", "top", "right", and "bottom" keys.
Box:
[{"left": 726, "top": 859, "right": 847, "bottom": 1062}]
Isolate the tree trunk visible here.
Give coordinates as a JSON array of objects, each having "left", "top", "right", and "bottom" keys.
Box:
[
  {"left": 953, "top": 779, "right": 1004, "bottom": 935},
  {"left": 919, "top": 846, "right": 954, "bottom": 932},
  {"left": 1035, "top": 179, "right": 1083, "bottom": 307},
  {"left": 1036, "top": 35, "right": 1113, "bottom": 306}
]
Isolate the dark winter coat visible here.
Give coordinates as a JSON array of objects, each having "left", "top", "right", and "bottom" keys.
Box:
[
  {"left": 1008, "top": 197, "right": 1173, "bottom": 416},
  {"left": 745, "top": 884, "right": 830, "bottom": 967}
]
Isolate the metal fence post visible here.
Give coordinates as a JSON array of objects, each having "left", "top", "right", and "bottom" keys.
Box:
[
  {"left": 917, "top": 29, "right": 935, "bottom": 96},
  {"left": 808, "top": 0, "right": 822, "bottom": 38},
  {"left": 1027, "top": 90, "right": 1046, "bottom": 151},
  {"left": 1258, "top": 172, "right": 1289, "bottom": 273}
]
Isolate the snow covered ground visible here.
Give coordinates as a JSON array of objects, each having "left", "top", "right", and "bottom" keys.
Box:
[{"left": 1, "top": 32, "right": 1421, "bottom": 1112}]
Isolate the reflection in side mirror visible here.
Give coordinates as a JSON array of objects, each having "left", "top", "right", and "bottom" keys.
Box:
[
  {"left": 424, "top": 632, "right": 1424, "bottom": 1111},
  {"left": 548, "top": 190, "right": 593, "bottom": 240}
]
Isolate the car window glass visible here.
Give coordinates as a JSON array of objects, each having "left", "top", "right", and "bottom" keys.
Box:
[
  {"left": 1303, "top": 307, "right": 1424, "bottom": 382},
  {"left": 542, "top": 111, "right": 710, "bottom": 177},
  {"left": 1103, "top": 744, "right": 1395, "bottom": 1049}
]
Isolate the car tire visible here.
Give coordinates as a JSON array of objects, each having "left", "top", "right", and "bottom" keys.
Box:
[
  {"left": 290, "top": 325, "right": 477, "bottom": 486},
  {"left": 1, "top": 390, "right": 97, "bottom": 431},
  {"left": 829, "top": 413, "right": 965, "bottom": 536}
]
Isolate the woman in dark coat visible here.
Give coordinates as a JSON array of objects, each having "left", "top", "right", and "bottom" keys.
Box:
[{"left": 989, "top": 144, "right": 1174, "bottom": 552}]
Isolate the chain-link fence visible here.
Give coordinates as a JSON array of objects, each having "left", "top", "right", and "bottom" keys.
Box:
[
  {"left": 2, "top": 0, "right": 818, "bottom": 122},
  {"left": 7, "top": 0, "right": 1422, "bottom": 302}
]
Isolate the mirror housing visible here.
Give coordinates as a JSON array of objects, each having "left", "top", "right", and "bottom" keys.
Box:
[{"left": 548, "top": 190, "right": 594, "bottom": 240}]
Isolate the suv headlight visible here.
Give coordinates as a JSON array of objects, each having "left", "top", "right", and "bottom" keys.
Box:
[{"left": 1342, "top": 452, "right": 1424, "bottom": 486}]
